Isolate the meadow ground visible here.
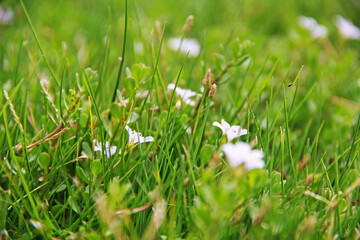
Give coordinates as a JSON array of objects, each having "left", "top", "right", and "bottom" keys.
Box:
[{"left": 0, "top": 0, "right": 360, "bottom": 239}]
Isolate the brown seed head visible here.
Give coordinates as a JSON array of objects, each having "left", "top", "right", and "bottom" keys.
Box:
[
  {"left": 209, "top": 83, "right": 217, "bottom": 98},
  {"left": 203, "top": 68, "right": 212, "bottom": 86},
  {"left": 183, "top": 15, "right": 194, "bottom": 33}
]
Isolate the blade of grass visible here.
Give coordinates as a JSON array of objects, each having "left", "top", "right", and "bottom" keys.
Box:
[
  {"left": 20, "top": 0, "right": 60, "bottom": 88},
  {"left": 110, "top": 0, "right": 128, "bottom": 104}
]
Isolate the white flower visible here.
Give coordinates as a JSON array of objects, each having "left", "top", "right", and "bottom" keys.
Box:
[
  {"left": 125, "top": 125, "right": 154, "bottom": 145},
  {"left": 134, "top": 41, "right": 144, "bottom": 55},
  {"left": 167, "top": 83, "right": 200, "bottom": 106},
  {"left": 93, "top": 140, "right": 121, "bottom": 158},
  {"left": 213, "top": 119, "right": 247, "bottom": 142},
  {"left": 222, "top": 142, "right": 265, "bottom": 170},
  {"left": 298, "top": 16, "right": 328, "bottom": 39},
  {"left": 335, "top": 15, "right": 360, "bottom": 40},
  {"left": 0, "top": 7, "right": 13, "bottom": 25},
  {"left": 168, "top": 37, "right": 200, "bottom": 57}
]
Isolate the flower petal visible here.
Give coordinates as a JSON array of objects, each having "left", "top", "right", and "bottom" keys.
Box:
[
  {"left": 222, "top": 141, "right": 265, "bottom": 170},
  {"left": 213, "top": 121, "right": 226, "bottom": 135},
  {"left": 142, "top": 136, "right": 155, "bottom": 143},
  {"left": 221, "top": 119, "right": 231, "bottom": 131}
]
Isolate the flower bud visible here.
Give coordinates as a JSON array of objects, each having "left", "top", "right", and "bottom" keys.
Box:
[{"left": 175, "top": 100, "right": 181, "bottom": 110}]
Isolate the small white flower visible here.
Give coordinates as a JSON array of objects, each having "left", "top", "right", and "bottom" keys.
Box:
[
  {"left": 298, "top": 16, "right": 328, "bottom": 39},
  {"left": 93, "top": 140, "right": 121, "bottom": 158},
  {"left": 167, "top": 83, "right": 200, "bottom": 106},
  {"left": 213, "top": 119, "right": 247, "bottom": 142},
  {"left": 335, "top": 15, "right": 360, "bottom": 40},
  {"left": 0, "top": 7, "right": 13, "bottom": 25},
  {"left": 222, "top": 141, "right": 265, "bottom": 170},
  {"left": 168, "top": 37, "right": 200, "bottom": 57},
  {"left": 125, "top": 125, "right": 154, "bottom": 145}
]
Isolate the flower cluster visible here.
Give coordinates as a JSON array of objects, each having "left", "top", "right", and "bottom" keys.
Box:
[
  {"left": 125, "top": 125, "right": 154, "bottom": 146},
  {"left": 213, "top": 119, "right": 264, "bottom": 170},
  {"left": 213, "top": 119, "right": 247, "bottom": 142},
  {"left": 335, "top": 15, "right": 360, "bottom": 40},
  {"left": 93, "top": 125, "right": 154, "bottom": 158},
  {"left": 93, "top": 140, "right": 121, "bottom": 159},
  {"left": 298, "top": 15, "right": 360, "bottom": 40},
  {"left": 298, "top": 16, "right": 328, "bottom": 39},
  {"left": 168, "top": 37, "right": 200, "bottom": 58},
  {"left": 167, "top": 83, "right": 200, "bottom": 106},
  {"left": 222, "top": 142, "right": 264, "bottom": 170},
  {"left": 0, "top": 6, "right": 13, "bottom": 25}
]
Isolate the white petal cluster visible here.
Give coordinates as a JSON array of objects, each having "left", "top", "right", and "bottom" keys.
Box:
[
  {"left": 168, "top": 37, "right": 200, "bottom": 57},
  {"left": 125, "top": 125, "right": 155, "bottom": 145},
  {"left": 335, "top": 15, "right": 360, "bottom": 40},
  {"left": 298, "top": 16, "right": 328, "bottom": 39},
  {"left": 222, "top": 142, "right": 265, "bottom": 170},
  {"left": 213, "top": 119, "right": 247, "bottom": 142},
  {"left": 93, "top": 140, "right": 121, "bottom": 159},
  {"left": 93, "top": 126, "right": 154, "bottom": 158},
  {"left": 167, "top": 83, "right": 200, "bottom": 106}
]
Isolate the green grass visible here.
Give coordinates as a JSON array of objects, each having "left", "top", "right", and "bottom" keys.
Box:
[{"left": 1, "top": 0, "right": 360, "bottom": 239}]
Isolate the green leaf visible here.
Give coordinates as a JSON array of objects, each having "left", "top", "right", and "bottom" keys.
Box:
[
  {"left": 82, "top": 142, "right": 93, "bottom": 159},
  {"left": 68, "top": 195, "right": 80, "bottom": 214},
  {"left": 76, "top": 166, "right": 89, "bottom": 184},
  {"left": 38, "top": 152, "right": 51, "bottom": 170},
  {"left": 125, "top": 67, "right": 133, "bottom": 79},
  {"left": 84, "top": 68, "right": 98, "bottom": 83},
  {"left": 131, "top": 63, "right": 151, "bottom": 83},
  {"left": 232, "top": 38, "right": 241, "bottom": 58},
  {"left": 55, "top": 184, "right": 67, "bottom": 193},
  {"left": 110, "top": 103, "right": 123, "bottom": 121},
  {"left": 116, "top": 89, "right": 126, "bottom": 106},
  {"left": 83, "top": 68, "right": 98, "bottom": 93},
  {"left": 51, "top": 205, "right": 63, "bottom": 216},
  {"left": 213, "top": 53, "right": 227, "bottom": 72},
  {"left": 124, "top": 77, "right": 136, "bottom": 95},
  {"left": 126, "top": 112, "right": 138, "bottom": 124},
  {"left": 179, "top": 114, "right": 189, "bottom": 125},
  {"left": 233, "top": 55, "right": 250, "bottom": 66},
  {"left": 101, "top": 116, "right": 111, "bottom": 137},
  {"left": 200, "top": 144, "right": 213, "bottom": 167},
  {"left": 91, "top": 160, "right": 102, "bottom": 178}
]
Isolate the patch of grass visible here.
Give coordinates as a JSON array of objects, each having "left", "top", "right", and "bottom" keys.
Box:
[{"left": 0, "top": 0, "right": 359, "bottom": 239}]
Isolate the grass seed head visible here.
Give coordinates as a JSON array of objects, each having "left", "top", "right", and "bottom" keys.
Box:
[
  {"left": 183, "top": 15, "right": 194, "bottom": 33},
  {"left": 209, "top": 83, "right": 217, "bottom": 98},
  {"left": 203, "top": 68, "right": 212, "bottom": 86}
]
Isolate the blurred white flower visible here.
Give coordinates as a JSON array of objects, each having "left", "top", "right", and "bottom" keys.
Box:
[
  {"left": 213, "top": 119, "right": 247, "bottom": 142},
  {"left": 134, "top": 41, "right": 145, "bottom": 55},
  {"left": 222, "top": 142, "right": 265, "bottom": 170},
  {"left": 0, "top": 7, "right": 13, "bottom": 25},
  {"left": 168, "top": 37, "right": 200, "bottom": 57},
  {"left": 298, "top": 16, "right": 328, "bottom": 39},
  {"left": 335, "top": 15, "right": 360, "bottom": 40},
  {"left": 125, "top": 125, "right": 154, "bottom": 145},
  {"left": 167, "top": 83, "right": 200, "bottom": 106},
  {"left": 93, "top": 140, "right": 121, "bottom": 158}
]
